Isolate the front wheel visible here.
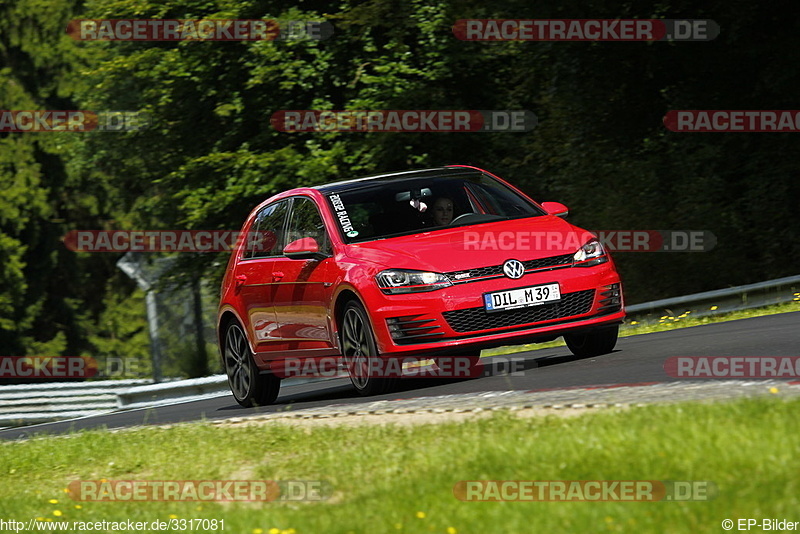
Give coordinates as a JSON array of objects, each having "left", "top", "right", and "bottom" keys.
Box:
[
  {"left": 223, "top": 321, "right": 280, "bottom": 407},
  {"left": 340, "top": 300, "right": 397, "bottom": 396},
  {"left": 564, "top": 325, "right": 619, "bottom": 358}
]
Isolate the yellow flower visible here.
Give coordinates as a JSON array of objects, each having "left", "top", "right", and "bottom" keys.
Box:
[
  {"left": 53, "top": 511, "right": 62, "bottom": 517},
  {"left": 284, "top": 530, "right": 296, "bottom": 534},
  {"left": 770, "top": 387, "right": 779, "bottom": 394},
  {"left": 269, "top": 528, "right": 281, "bottom": 534},
  {"left": 169, "top": 515, "right": 178, "bottom": 519},
  {"left": 630, "top": 321, "right": 638, "bottom": 325},
  {"left": 36, "top": 518, "right": 44, "bottom": 522},
  {"left": 63, "top": 488, "right": 70, "bottom": 493},
  {"left": 48, "top": 499, "right": 59, "bottom": 504},
  {"left": 660, "top": 316, "right": 667, "bottom": 320},
  {"left": 74, "top": 505, "right": 82, "bottom": 509},
  {"left": 252, "top": 529, "right": 263, "bottom": 534},
  {"left": 416, "top": 511, "right": 426, "bottom": 519},
  {"left": 394, "top": 523, "right": 403, "bottom": 530},
  {"left": 710, "top": 306, "right": 718, "bottom": 310},
  {"left": 447, "top": 528, "right": 458, "bottom": 534}
]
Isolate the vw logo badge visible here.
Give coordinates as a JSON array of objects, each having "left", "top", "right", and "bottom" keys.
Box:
[{"left": 503, "top": 259, "right": 525, "bottom": 279}]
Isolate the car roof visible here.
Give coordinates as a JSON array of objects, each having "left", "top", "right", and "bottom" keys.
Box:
[{"left": 312, "top": 166, "right": 483, "bottom": 193}]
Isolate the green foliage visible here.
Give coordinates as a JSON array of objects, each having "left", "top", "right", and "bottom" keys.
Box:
[
  {"left": 2, "top": 0, "right": 799, "bottom": 370},
  {"left": 0, "top": 0, "right": 123, "bottom": 357},
  {"left": 85, "top": 286, "right": 151, "bottom": 378}
]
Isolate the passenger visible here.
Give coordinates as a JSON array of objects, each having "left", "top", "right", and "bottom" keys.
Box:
[{"left": 432, "top": 197, "right": 454, "bottom": 226}]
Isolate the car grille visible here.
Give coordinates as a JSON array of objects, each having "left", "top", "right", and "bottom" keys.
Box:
[
  {"left": 442, "top": 289, "right": 595, "bottom": 333},
  {"left": 444, "top": 253, "right": 574, "bottom": 283}
]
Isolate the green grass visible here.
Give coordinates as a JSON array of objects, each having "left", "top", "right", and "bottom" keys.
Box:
[
  {"left": 484, "top": 299, "right": 800, "bottom": 357},
  {"left": 2, "top": 396, "right": 798, "bottom": 533}
]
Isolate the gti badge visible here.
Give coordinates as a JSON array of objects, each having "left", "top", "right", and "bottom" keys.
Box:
[{"left": 502, "top": 259, "right": 525, "bottom": 279}]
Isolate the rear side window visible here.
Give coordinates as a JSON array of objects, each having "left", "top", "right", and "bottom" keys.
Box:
[
  {"left": 286, "top": 197, "right": 332, "bottom": 255},
  {"left": 244, "top": 200, "right": 289, "bottom": 259}
]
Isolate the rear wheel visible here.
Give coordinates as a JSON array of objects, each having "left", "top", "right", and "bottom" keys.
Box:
[
  {"left": 340, "top": 300, "right": 397, "bottom": 396},
  {"left": 223, "top": 321, "right": 280, "bottom": 407},
  {"left": 564, "top": 325, "right": 619, "bottom": 358}
]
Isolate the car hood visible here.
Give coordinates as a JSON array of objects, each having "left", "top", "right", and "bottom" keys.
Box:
[{"left": 343, "top": 216, "right": 594, "bottom": 272}]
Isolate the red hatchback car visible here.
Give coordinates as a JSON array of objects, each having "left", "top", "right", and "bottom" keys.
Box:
[{"left": 218, "top": 166, "right": 624, "bottom": 406}]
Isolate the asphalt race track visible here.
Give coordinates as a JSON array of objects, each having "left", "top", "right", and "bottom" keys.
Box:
[{"left": 2, "top": 312, "right": 797, "bottom": 441}]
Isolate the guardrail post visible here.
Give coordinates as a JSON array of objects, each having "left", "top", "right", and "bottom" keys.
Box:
[
  {"left": 117, "top": 253, "right": 163, "bottom": 383},
  {"left": 145, "top": 290, "right": 163, "bottom": 383}
]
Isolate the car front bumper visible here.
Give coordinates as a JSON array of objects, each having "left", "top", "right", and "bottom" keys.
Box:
[{"left": 364, "top": 261, "right": 624, "bottom": 357}]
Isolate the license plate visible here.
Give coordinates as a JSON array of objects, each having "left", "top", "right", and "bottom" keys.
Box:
[{"left": 483, "top": 283, "right": 561, "bottom": 313}]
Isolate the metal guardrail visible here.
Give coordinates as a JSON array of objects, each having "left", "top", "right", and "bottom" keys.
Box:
[
  {"left": 0, "top": 374, "right": 331, "bottom": 428},
  {"left": 624, "top": 274, "right": 800, "bottom": 323},
  {"left": 0, "top": 379, "right": 150, "bottom": 429},
  {"left": 2, "top": 275, "right": 798, "bottom": 429},
  {"left": 117, "top": 375, "right": 230, "bottom": 409}
]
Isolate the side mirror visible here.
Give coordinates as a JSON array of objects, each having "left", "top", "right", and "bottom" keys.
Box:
[
  {"left": 541, "top": 201, "right": 569, "bottom": 218},
  {"left": 283, "top": 237, "right": 327, "bottom": 260}
]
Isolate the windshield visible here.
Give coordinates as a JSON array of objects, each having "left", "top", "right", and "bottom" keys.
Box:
[{"left": 327, "top": 172, "right": 545, "bottom": 243}]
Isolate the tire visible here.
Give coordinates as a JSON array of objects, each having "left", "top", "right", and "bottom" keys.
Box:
[
  {"left": 223, "top": 321, "right": 280, "bottom": 407},
  {"left": 564, "top": 325, "right": 619, "bottom": 358},
  {"left": 340, "top": 300, "right": 397, "bottom": 396}
]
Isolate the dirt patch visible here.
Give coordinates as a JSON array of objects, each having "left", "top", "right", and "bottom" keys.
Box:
[{"left": 212, "top": 405, "right": 620, "bottom": 429}]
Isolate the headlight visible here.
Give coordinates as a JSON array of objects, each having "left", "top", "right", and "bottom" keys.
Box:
[
  {"left": 573, "top": 239, "right": 608, "bottom": 266},
  {"left": 375, "top": 269, "right": 452, "bottom": 294}
]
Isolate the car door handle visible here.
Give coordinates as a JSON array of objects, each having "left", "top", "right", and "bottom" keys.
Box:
[
  {"left": 272, "top": 271, "right": 284, "bottom": 281},
  {"left": 235, "top": 274, "right": 247, "bottom": 288}
]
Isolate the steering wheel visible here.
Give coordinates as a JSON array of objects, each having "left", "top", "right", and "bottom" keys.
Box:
[
  {"left": 450, "top": 213, "right": 504, "bottom": 225},
  {"left": 450, "top": 213, "right": 476, "bottom": 225}
]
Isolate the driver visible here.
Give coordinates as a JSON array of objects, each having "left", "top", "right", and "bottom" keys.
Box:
[{"left": 432, "top": 197, "right": 454, "bottom": 226}]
